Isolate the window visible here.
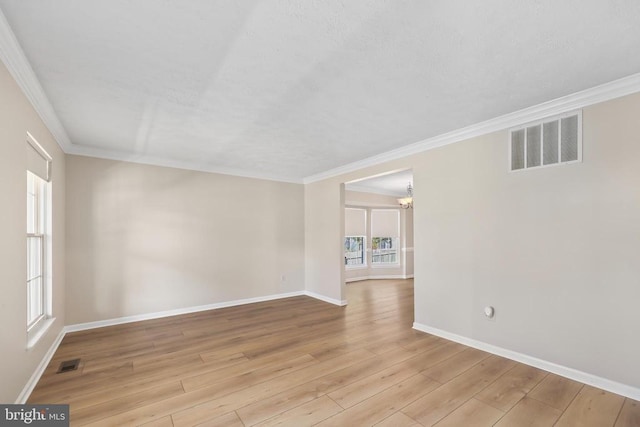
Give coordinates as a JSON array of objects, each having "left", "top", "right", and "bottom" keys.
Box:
[
  {"left": 372, "top": 237, "right": 397, "bottom": 264},
  {"left": 26, "top": 133, "right": 52, "bottom": 342},
  {"left": 27, "top": 171, "right": 46, "bottom": 330},
  {"left": 510, "top": 111, "right": 582, "bottom": 171},
  {"left": 371, "top": 209, "right": 399, "bottom": 266},
  {"left": 344, "top": 236, "right": 366, "bottom": 266},
  {"left": 345, "top": 208, "right": 367, "bottom": 268}
]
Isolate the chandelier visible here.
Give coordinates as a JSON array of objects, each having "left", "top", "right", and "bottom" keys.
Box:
[{"left": 397, "top": 183, "right": 413, "bottom": 209}]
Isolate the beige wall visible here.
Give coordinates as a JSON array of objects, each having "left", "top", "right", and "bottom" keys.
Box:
[
  {"left": 304, "top": 92, "right": 640, "bottom": 389},
  {"left": 404, "top": 207, "right": 414, "bottom": 277},
  {"left": 344, "top": 190, "right": 414, "bottom": 281},
  {"left": 0, "top": 62, "right": 66, "bottom": 402},
  {"left": 65, "top": 155, "right": 305, "bottom": 324},
  {"left": 415, "top": 93, "right": 640, "bottom": 388},
  {"left": 304, "top": 180, "right": 345, "bottom": 302}
]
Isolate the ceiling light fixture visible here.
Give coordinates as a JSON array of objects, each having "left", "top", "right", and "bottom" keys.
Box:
[{"left": 398, "top": 183, "right": 413, "bottom": 209}]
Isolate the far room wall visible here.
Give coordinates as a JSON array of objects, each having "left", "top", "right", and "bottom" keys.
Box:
[{"left": 65, "top": 155, "right": 305, "bottom": 325}]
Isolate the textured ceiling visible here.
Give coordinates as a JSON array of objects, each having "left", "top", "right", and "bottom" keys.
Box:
[{"left": 1, "top": 1, "right": 640, "bottom": 181}]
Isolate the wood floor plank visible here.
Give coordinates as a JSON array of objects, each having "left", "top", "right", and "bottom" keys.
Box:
[
  {"left": 434, "top": 398, "right": 504, "bottom": 427},
  {"left": 71, "top": 381, "right": 185, "bottom": 425},
  {"left": 236, "top": 382, "right": 322, "bottom": 426},
  {"left": 33, "top": 356, "right": 129, "bottom": 389},
  {"left": 327, "top": 362, "right": 421, "bottom": 409},
  {"left": 26, "top": 280, "right": 632, "bottom": 427},
  {"left": 169, "top": 349, "right": 376, "bottom": 427},
  {"left": 307, "top": 345, "right": 419, "bottom": 396},
  {"left": 493, "top": 396, "right": 562, "bottom": 427},
  {"left": 475, "top": 363, "right": 547, "bottom": 411},
  {"left": 193, "top": 411, "right": 244, "bottom": 427},
  {"left": 404, "top": 340, "right": 468, "bottom": 372},
  {"left": 255, "top": 396, "right": 343, "bottom": 427},
  {"left": 233, "top": 346, "right": 416, "bottom": 426},
  {"left": 85, "top": 350, "right": 374, "bottom": 426},
  {"left": 555, "top": 385, "right": 625, "bottom": 427},
  {"left": 421, "top": 347, "right": 490, "bottom": 383},
  {"left": 374, "top": 411, "right": 422, "bottom": 427},
  {"left": 33, "top": 352, "right": 244, "bottom": 408},
  {"left": 139, "top": 415, "right": 175, "bottom": 427},
  {"left": 181, "top": 353, "right": 317, "bottom": 392},
  {"left": 402, "top": 355, "right": 515, "bottom": 426},
  {"left": 315, "top": 374, "right": 439, "bottom": 426},
  {"left": 615, "top": 399, "right": 640, "bottom": 427},
  {"left": 527, "top": 373, "right": 584, "bottom": 411},
  {"left": 399, "top": 333, "right": 441, "bottom": 353},
  {"left": 305, "top": 341, "right": 357, "bottom": 361}
]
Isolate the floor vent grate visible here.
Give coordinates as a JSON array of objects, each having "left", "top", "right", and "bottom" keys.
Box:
[{"left": 57, "top": 358, "right": 81, "bottom": 374}]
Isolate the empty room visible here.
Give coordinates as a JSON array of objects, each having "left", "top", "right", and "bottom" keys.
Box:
[{"left": 1, "top": 1, "right": 640, "bottom": 426}]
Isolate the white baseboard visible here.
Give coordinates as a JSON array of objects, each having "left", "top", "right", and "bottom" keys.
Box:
[
  {"left": 65, "top": 291, "right": 307, "bottom": 333},
  {"left": 16, "top": 328, "right": 65, "bottom": 404},
  {"left": 304, "top": 291, "right": 348, "bottom": 306},
  {"left": 346, "top": 274, "right": 414, "bottom": 283},
  {"left": 346, "top": 276, "right": 370, "bottom": 282},
  {"left": 413, "top": 322, "right": 640, "bottom": 401}
]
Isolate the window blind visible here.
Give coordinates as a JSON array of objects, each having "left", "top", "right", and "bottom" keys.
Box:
[
  {"left": 345, "top": 208, "right": 366, "bottom": 236},
  {"left": 371, "top": 209, "right": 399, "bottom": 237}
]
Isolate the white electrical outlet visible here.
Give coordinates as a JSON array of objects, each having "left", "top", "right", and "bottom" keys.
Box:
[{"left": 484, "top": 306, "right": 495, "bottom": 319}]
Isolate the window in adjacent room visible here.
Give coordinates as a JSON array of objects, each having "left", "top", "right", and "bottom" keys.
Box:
[
  {"left": 344, "top": 236, "right": 365, "bottom": 266},
  {"left": 345, "top": 208, "right": 366, "bottom": 267},
  {"left": 26, "top": 133, "right": 53, "bottom": 345},
  {"left": 371, "top": 209, "right": 399, "bottom": 266}
]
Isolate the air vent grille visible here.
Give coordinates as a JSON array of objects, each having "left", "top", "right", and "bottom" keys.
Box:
[
  {"left": 510, "top": 111, "right": 581, "bottom": 171},
  {"left": 57, "top": 358, "right": 81, "bottom": 374}
]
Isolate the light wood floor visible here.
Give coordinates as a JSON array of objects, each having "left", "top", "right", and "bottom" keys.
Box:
[{"left": 30, "top": 280, "right": 639, "bottom": 426}]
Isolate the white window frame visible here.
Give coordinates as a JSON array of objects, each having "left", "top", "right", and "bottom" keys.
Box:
[
  {"left": 508, "top": 110, "right": 583, "bottom": 172},
  {"left": 345, "top": 236, "right": 367, "bottom": 269},
  {"left": 27, "top": 171, "right": 46, "bottom": 331},
  {"left": 371, "top": 209, "right": 400, "bottom": 267},
  {"left": 371, "top": 237, "right": 399, "bottom": 267},
  {"left": 26, "top": 133, "right": 54, "bottom": 348}
]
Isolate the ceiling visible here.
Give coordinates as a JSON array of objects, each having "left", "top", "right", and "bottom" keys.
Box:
[
  {"left": 346, "top": 169, "right": 412, "bottom": 197},
  {"left": 1, "top": 1, "right": 640, "bottom": 182}
]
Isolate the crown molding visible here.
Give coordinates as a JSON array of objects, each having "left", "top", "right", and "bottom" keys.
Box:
[
  {"left": 0, "top": 8, "right": 72, "bottom": 151},
  {"left": 345, "top": 183, "right": 405, "bottom": 197},
  {"left": 67, "top": 146, "right": 303, "bottom": 184},
  {"left": 303, "top": 72, "right": 640, "bottom": 184}
]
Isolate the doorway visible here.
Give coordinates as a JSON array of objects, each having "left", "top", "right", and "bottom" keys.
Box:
[{"left": 342, "top": 169, "right": 414, "bottom": 304}]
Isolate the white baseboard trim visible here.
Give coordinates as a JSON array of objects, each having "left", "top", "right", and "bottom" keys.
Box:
[
  {"left": 65, "top": 291, "right": 307, "bottom": 333},
  {"left": 346, "top": 274, "right": 414, "bottom": 283},
  {"left": 303, "top": 291, "right": 348, "bottom": 306},
  {"left": 413, "top": 322, "right": 640, "bottom": 401},
  {"left": 16, "top": 328, "right": 65, "bottom": 404},
  {"left": 346, "top": 276, "right": 369, "bottom": 282}
]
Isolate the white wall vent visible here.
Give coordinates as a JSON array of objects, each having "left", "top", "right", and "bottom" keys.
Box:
[{"left": 509, "top": 111, "right": 582, "bottom": 171}]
